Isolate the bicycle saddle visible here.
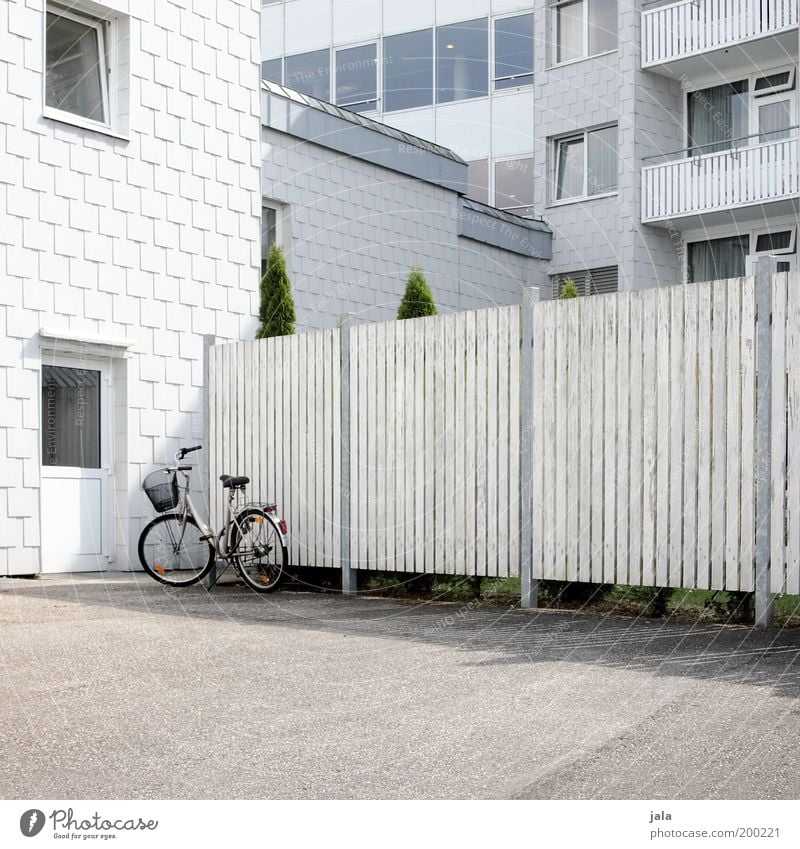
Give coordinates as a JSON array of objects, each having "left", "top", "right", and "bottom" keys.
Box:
[{"left": 220, "top": 474, "right": 250, "bottom": 488}]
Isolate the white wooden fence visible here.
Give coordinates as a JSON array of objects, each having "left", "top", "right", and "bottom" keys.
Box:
[{"left": 208, "top": 271, "right": 800, "bottom": 598}]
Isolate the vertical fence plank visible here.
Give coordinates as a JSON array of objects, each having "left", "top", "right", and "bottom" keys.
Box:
[
  {"left": 615, "top": 293, "right": 630, "bottom": 587},
  {"left": 683, "top": 283, "right": 699, "bottom": 589},
  {"left": 628, "top": 293, "right": 644, "bottom": 586},
  {"left": 565, "top": 300, "right": 580, "bottom": 581},
  {"left": 577, "top": 299, "right": 592, "bottom": 583},
  {"left": 655, "top": 288, "right": 671, "bottom": 588},
  {"left": 725, "top": 279, "right": 743, "bottom": 590},
  {"left": 590, "top": 300, "right": 605, "bottom": 584},
  {"left": 603, "top": 296, "right": 617, "bottom": 585},
  {"left": 553, "top": 301, "right": 568, "bottom": 581},
  {"left": 641, "top": 293, "right": 657, "bottom": 586},
  {"left": 771, "top": 273, "right": 787, "bottom": 593},
  {"left": 668, "top": 286, "right": 685, "bottom": 588},
  {"left": 542, "top": 303, "right": 557, "bottom": 581},
  {"left": 507, "top": 305, "right": 521, "bottom": 579},
  {"left": 486, "top": 308, "right": 499, "bottom": 578},
  {"left": 710, "top": 282, "right": 727, "bottom": 590},
  {"left": 739, "top": 277, "right": 756, "bottom": 592},
  {"left": 531, "top": 301, "right": 545, "bottom": 581},
  {"left": 445, "top": 314, "right": 458, "bottom": 575},
  {"left": 697, "top": 282, "right": 713, "bottom": 589},
  {"left": 786, "top": 273, "right": 800, "bottom": 594}
]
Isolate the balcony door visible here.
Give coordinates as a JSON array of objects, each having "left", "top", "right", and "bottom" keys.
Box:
[
  {"left": 40, "top": 360, "right": 111, "bottom": 573},
  {"left": 688, "top": 69, "right": 796, "bottom": 155}
]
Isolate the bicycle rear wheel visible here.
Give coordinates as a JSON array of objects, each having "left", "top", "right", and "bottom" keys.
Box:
[
  {"left": 229, "top": 507, "right": 287, "bottom": 593},
  {"left": 138, "top": 513, "right": 214, "bottom": 587}
]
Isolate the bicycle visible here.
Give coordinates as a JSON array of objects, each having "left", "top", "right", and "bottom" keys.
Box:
[{"left": 138, "top": 445, "right": 288, "bottom": 592}]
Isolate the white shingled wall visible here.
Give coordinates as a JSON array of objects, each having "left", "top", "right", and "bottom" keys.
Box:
[{"left": 0, "top": 0, "right": 262, "bottom": 574}]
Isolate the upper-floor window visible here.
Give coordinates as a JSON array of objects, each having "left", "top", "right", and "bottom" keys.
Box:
[
  {"left": 335, "top": 43, "right": 378, "bottom": 113},
  {"left": 45, "top": 5, "right": 109, "bottom": 126},
  {"left": 436, "top": 18, "right": 488, "bottom": 104},
  {"left": 495, "top": 158, "right": 535, "bottom": 216},
  {"left": 687, "top": 69, "right": 796, "bottom": 156},
  {"left": 494, "top": 14, "right": 534, "bottom": 90},
  {"left": 285, "top": 49, "right": 330, "bottom": 100},
  {"left": 551, "top": 0, "right": 616, "bottom": 65},
  {"left": 553, "top": 124, "right": 617, "bottom": 202},
  {"left": 262, "top": 59, "right": 282, "bottom": 84},
  {"left": 383, "top": 29, "right": 433, "bottom": 112}
]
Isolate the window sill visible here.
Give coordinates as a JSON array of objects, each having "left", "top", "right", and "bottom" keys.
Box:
[
  {"left": 42, "top": 108, "right": 130, "bottom": 142},
  {"left": 545, "top": 50, "right": 618, "bottom": 72},
  {"left": 546, "top": 191, "right": 618, "bottom": 208}
]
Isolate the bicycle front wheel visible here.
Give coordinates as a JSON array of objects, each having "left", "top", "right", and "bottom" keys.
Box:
[
  {"left": 230, "top": 507, "right": 287, "bottom": 593},
  {"left": 138, "top": 513, "right": 215, "bottom": 587}
]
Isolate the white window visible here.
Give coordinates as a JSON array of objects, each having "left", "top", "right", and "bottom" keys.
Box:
[
  {"left": 44, "top": 3, "right": 129, "bottom": 136},
  {"left": 687, "top": 228, "right": 797, "bottom": 282},
  {"left": 552, "top": 125, "right": 617, "bottom": 202},
  {"left": 686, "top": 67, "right": 796, "bottom": 155},
  {"left": 551, "top": 0, "right": 616, "bottom": 65},
  {"left": 45, "top": 6, "right": 109, "bottom": 125}
]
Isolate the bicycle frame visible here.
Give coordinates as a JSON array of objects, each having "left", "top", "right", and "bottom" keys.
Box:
[{"left": 174, "top": 471, "right": 284, "bottom": 564}]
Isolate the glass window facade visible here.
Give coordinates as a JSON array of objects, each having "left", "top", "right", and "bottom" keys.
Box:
[
  {"left": 285, "top": 49, "right": 331, "bottom": 100},
  {"left": 466, "top": 160, "right": 490, "bottom": 205},
  {"left": 688, "top": 236, "right": 748, "bottom": 283},
  {"left": 383, "top": 29, "right": 433, "bottom": 112},
  {"left": 494, "top": 158, "right": 535, "bottom": 214},
  {"left": 436, "top": 18, "right": 488, "bottom": 104},
  {"left": 335, "top": 43, "right": 378, "bottom": 112},
  {"left": 261, "top": 58, "right": 282, "bottom": 84},
  {"left": 494, "top": 14, "right": 534, "bottom": 90},
  {"left": 552, "top": 0, "right": 617, "bottom": 64}
]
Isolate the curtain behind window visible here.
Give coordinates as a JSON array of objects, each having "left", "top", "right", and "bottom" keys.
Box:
[
  {"left": 688, "top": 235, "right": 748, "bottom": 283},
  {"left": 688, "top": 81, "right": 748, "bottom": 155}
]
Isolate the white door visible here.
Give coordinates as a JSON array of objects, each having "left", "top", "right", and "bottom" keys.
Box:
[{"left": 40, "top": 360, "right": 111, "bottom": 573}]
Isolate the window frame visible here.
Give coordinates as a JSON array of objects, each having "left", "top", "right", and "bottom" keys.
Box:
[
  {"left": 492, "top": 155, "right": 536, "bottom": 216},
  {"left": 683, "top": 224, "right": 798, "bottom": 282},
  {"left": 43, "top": 3, "right": 115, "bottom": 135},
  {"left": 550, "top": 124, "right": 618, "bottom": 205},
  {"left": 549, "top": 0, "right": 617, "bottom": 68},
  {"left": 382, "top": 27, "right": 435, "bottom": 114},
  {"left": 684, "top": 65, "right": 797, "bottom": 154},
  {"left": 284, "top": 48, "right": 333, "bottom": 101},
  {"left": 435, "top": 17, "right": 489, "bottom": 105},
  {"left": 492, "top": 12, "right": 534, "bottom": 92},
  {"left": 260, "top": 200, "right": 286, "bottom": 280},
  {"left": 334, "top": 40, "right": 380, "bottom": 113}
]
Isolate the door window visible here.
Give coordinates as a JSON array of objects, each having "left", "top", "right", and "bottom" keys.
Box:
[{"left": 41, "top": 365, "right": 101, "bottom": 468}]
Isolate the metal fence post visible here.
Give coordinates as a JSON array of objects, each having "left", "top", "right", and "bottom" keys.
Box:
[
  {"left": 340, "top": 315, "right": 356, "bottom": 595},
  {"left": 520, "top": 287, "right": 539, "bottom": 608},
  {"left": 755, "top": 257, "right": 775, "bottom": 629},
  {"left": 202, "top": 334, "right": 217, "bottom": 590}
]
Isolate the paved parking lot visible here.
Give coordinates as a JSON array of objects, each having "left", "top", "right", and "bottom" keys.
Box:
[{"left": 1, "top": 574, "right": 799, "bottom": 799}]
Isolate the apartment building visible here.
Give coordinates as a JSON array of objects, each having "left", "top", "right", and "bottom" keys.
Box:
[
  {"left": 261, "top": 0, "right": 800, "bottom": 295},
  {"left": 0, "top": 0, "right": 263, "bottom": 575}
]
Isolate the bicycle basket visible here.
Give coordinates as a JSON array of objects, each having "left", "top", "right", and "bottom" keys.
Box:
[{"left": 143, "top": 470, "right": 180, "bottom": 513}]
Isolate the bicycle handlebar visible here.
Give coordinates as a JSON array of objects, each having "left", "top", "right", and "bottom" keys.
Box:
[{"left": 174, "top": 445, "right": 203, "bottom": 463}]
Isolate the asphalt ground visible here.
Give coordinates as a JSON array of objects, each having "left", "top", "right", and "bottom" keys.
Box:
[{"left": 1, "top": 574, "right": 798, "bottom": 799}]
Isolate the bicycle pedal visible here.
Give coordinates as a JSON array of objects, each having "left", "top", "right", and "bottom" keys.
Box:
[{"left": 198, "top": 533, "right": 214, "bottom": 541}]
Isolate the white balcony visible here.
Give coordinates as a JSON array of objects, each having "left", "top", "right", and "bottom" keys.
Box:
[
  {"left": 641, "top": 134, "right": 800, "bottom": 226},
  {"left": 642, "top": 0, "right": 799, "bottom": 75}
]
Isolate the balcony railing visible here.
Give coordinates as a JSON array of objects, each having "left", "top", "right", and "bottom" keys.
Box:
[
  {"left": 642, "top": 0, "right": 799, "bottom": 68},
  {"left": 641, "top": 132, "right": 800, "bottom": 222}
]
